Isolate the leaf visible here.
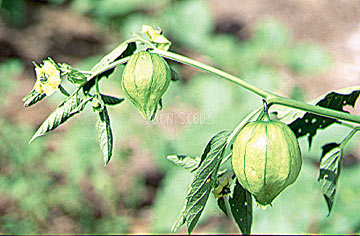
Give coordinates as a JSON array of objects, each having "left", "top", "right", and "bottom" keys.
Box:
[
  {"left": 84, "top": 41, "right": 137, "bottom": 93},
  {"left": 22, "top": 89, "right": 46, "bottom": 107},
  {"left": 167, "top": 155, "right": 200, "bottom": 173},
  {"left": 170, "top": 66, "right": 181, "bottom": 81},
  {"left": 67, "top": 69, "right": 87, "bottom": 84},
  {"left": 317, "top": 142, "right": 342, "bottom": 215},
  {"left": 198, "top": 131, "right": 231, "bottom": 167},
  {"left": 58, "top": 84, "right": 70, "bottom": 97},
  {"left": 29, "top": 93, "right": 91, "bottom": 143},
  {"left": 217, "top": 197, "right": 228, "bottom": 217},
  {"left": 171, "top": 190, "right": 189, "bottom": 233},
  {"left": 101, "top": 94, "right": 124, "bottom": 106},
  {"left": 22, "top": 88, "right": 37, "bottom": 102},
  {"left": 96, "top": 107, "right": 113, "bottom": 165},
  {"left": 171, "top": 130, "right": 231, "bottom": 234},
  {"left": 275, "top": 86, "right": 360, "bottom": 147},
  {"left": 90, "top": 41, "right": 130, "bottom": 73},
  {"left": 229, "top": 180, "right": 252, "bottom": 235},
  {"left": 159, "top": 99, "right": 163, "bottom": 110}
]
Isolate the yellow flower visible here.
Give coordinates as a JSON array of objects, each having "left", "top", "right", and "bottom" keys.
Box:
[
  {"left": 34, "top": 60, "right": 61, "bottom": 96},
  {"left": 142, "top": 25, "right": 171, "bottom": 51}
]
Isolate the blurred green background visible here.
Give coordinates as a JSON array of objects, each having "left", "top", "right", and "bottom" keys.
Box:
[{"left": 0, "top": 0, "right": 360, "bottom": 234}]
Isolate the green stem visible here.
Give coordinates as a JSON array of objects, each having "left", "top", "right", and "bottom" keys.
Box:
[
  {"left": 338, "top": 122, "right": 357, "bottom": 129},
  {"left": 153, "top": 49, "right": 360, "bottom": 125},
  {"left": 262, "top": 99, "right": 271, "bottom": 121},
  {"left": 79, "top": 70, "right": 92, "bottom": 75},
  {"left": 267, "top": 96, "right": 360, "bottom": 124},
  {"left": 226, "top": 105, "right": 263, "bottom": 145},
  {"left": 59, "top": 56, "right": 131, "bottom": 106},
  {"left": 152, "top": 49, "right": 272, "bottom": 98},
  {"left": 87, "top": 56, "right": 131, "bottom": 82},
  {"left": 95, "top": 76, "right": 100, "bottom": 95},
  {"left": 340, "top": 127, "right": 360, "bottom": 148},
  {"left": 220, "top": 153, "right": 232, "bottom": 166}
]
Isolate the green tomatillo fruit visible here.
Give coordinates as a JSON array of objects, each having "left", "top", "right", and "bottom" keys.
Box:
[
  {"left": 232, "top": 120, "right": 302, "bottom": 207},
  {"left": 121, "top": 51, "right": 171, "bottom": 121}
]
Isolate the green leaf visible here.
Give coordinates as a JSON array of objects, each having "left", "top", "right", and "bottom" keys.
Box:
[
  {"left": 58, "top": 84, "right": 70, "bottom": 97},
  {"left": 275, "top": 86, "right": 360, "bottom": 147},
  {"left": 229, "top": 179, "right": 252, "bottom": 235},
  {"left": 217, "top": 197, "right": 228, "bottom": 217},
  {"left": 171, "top": 189, "right": 189, "bottom": 233},
  {"left": 159, "top": 98, "right": 163, "bottom": 110},
  {"left": 22, "top": 88, "right": 37, "bottom": 102},
  {"left": 67, "top": 69, "right": 87, "bottom": 84},
  {"left": 96, "top": 107, "right": 113, "bottom": 165},
  {"left": 84, "top": 41, "right": 137, "bottom": 93},
  {"left": 167, "top": 155, "right": 200, "bottom": 173},
  {"left": 22, "top": 89, "right": 46, "bottom": 107},
  {"left": 170, "top": 66, "right": 181, "bottom": 81},
  {"left": 171, "top": 130, "right": 231, "bottom": 234},
  {"left": 29, "top": 94, "right": 91, "bottom": 143},
  {"left": 317, "top": 142, "right": 342, "bottom": 215},
  {"left": 198, "top": 131, "right": 231, "bottom": 167},
  {"left": 91, "top": 41, "right": 130, "bottom": 73},
  {"left": 100, "top": 94, "right": 124, "bottom": 106}
]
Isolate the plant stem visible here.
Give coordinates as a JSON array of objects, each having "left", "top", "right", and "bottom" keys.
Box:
[
  {"left": 267, "top": 96, "right": 360, "bottom": 124},
  {"left": 87, "top": 56, "right": 131, "bottom": 82},
  {"left": 59, "top": 56, "right": 131, "bottom": 106},
  {"left": 220, "top": 153, "right": 232, "bottom": 166},
  {"left": 153, "top": 49, "right": 360, "bottom": 125},
  {"left": 262, "top": 99, "right": 271, "bottom": 121},
  {"left": 152, "top": 49, "right": 272, "bottom": 98},
  {"left": 340, "top": 127, "right": 360, "bottom": 148},
  {"left": 226, "top": 105, "right": 263, "bottom": 145}
]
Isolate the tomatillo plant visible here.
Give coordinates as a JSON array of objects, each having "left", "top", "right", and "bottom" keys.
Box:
[{"left": 23, "top": 25, "right": 360, "bottom": 234}]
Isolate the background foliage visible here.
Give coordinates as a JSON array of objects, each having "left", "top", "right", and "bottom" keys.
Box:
[{"left": 0, "top": 0, "right": 359, "bottom": 234}]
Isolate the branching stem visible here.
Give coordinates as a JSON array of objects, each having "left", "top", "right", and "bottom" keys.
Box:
[
  {"left": 152, "top": 48, "right": 360, "bottom": 125},
  {"left": 340, "top": 127, "right": 360, "bottom": 148}
]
